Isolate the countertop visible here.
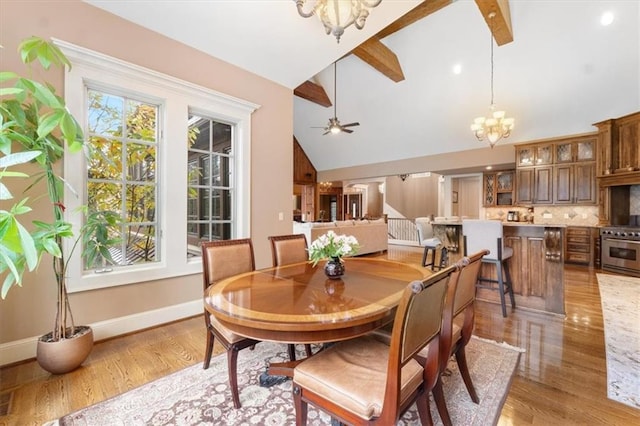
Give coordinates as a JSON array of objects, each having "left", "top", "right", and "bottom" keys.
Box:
[{"left": 432, "top": 220, "right": 566, "bottom": 228}]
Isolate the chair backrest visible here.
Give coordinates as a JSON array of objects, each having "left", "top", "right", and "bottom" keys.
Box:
[
  {"left": 379, "top": 264, "right": 456, "bottom": 423},
  {"left": 462, "top": 219, "right": 504, "bottom": 261},
  {"left": 268, "top": 234, "right": 308, "bottom": 267},
  {"left": 438, "top": 250, "right": 488, "bottom": 373},
  {"left": 452, "top": 250, "right": 488, "bottom": 317},
  {"left": 415, "top": 217, "right": 434, "bottom": 242},
  {"left": 201, "top": 239, "right": 255, "bottom": 290}
]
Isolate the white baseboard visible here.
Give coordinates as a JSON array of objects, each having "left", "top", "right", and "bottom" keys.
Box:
[{"left": 0, "top": 299, "right": 201, "bottom": 367}]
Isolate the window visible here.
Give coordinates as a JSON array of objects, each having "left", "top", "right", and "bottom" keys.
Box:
[
  {"left": 86, "top": 89, "right": 160, "bottom": 268},
  {"left": 58, "top": 40, "right": 258, "bottom": 292},
  {"left": 187, "top": 115, "right": 234, "bottom": 256}
]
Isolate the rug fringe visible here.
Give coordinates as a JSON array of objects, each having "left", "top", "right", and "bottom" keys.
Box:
[{"left": 472, "top": 335, "right": 526, "bottom": 353}]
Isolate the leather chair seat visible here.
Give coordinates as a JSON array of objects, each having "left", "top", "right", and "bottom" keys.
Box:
[
  {"left": 293, "top": 336, "right": 423, "bottom": 420},
  {"left": 209, "top": 314, "right": 246, "bottom": 344}
]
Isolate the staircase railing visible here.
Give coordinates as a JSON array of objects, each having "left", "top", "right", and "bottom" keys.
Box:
[{"left": 387, "top": 218, "right": 418, "bottom": 244}]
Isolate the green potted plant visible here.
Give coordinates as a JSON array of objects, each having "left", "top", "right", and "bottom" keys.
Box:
[{"left": 0, "top": 37, "right": 120, "bottom": 374}]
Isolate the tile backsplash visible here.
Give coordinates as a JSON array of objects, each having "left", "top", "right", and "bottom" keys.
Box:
[
  {"left": 631, "top": 185, "right": 640, "bottom": 215},
  {"left": 484, "top": 205, "right": 599, "bottom": 226},
  {"left": 483, "top": 185, "right": 639, "bottom": 226}
]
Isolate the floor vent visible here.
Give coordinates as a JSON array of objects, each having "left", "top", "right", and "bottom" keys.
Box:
[{"left": 0, "top": 391, "right": 13, "bottom": 416}]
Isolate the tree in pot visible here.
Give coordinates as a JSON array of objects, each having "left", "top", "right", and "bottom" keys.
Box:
[{"left": 0, "top": 37, "right": 121, "bottom": 374}]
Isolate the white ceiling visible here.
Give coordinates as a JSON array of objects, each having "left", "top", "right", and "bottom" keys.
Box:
[{"left": 86, "top": 0, "right": 639, "bottom": 173}]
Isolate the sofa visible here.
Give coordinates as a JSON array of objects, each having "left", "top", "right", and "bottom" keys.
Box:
[{"left": 293, "top": 218, "right": 388, "bottom": 256}]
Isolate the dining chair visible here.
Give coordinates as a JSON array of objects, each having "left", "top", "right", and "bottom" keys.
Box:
[
  {"left": 415, "top": 217, "right": 447, "bottom": 270},
  {"left": 268, "top": 234, "right": 313, "bottom": 360},
  {"left": 292, "top": 264, "right": 457, "bottom": 425},
  {"left": 463, "top": 219, "right": 516, "bottom": 317},
  {"left": 426, "top": 249, "right": 489, "bottom": 425},
  {"left": 201, "top": 238, "right": 262, "bottom": 409},
  {"left": 268, "top": 233, "right": 309, "bottom": 267}
]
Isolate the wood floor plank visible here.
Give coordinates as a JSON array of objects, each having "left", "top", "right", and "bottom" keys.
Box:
[{"left": 1, "top": 247, "right": 639, "bottom": 425}]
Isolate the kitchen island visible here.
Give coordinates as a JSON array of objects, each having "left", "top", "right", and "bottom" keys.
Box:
[{"left": 433, "top": 221, "right": 565, "bottom": 315}]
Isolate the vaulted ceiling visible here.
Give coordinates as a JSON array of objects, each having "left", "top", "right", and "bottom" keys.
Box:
[{"left": 85, "top": 0, "right": 639, "bottom": 173}]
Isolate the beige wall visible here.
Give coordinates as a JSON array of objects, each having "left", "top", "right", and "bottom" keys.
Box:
[
  {"left": 0, "top": 0, "right": 293, "bottom": 344},
  {"left": 318, "top": 144, "right": 515, "bottom": 182},
  {"left": 385, "top": 175, "right": 439, "bottom": 219}
]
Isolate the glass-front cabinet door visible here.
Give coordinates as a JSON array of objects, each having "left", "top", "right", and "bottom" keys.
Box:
[
  {"left": 517, "top": 146, "right": 534, "bottom": 167},
  {"left": 535, "top": 144, "right": 553, "bottom": 165}
]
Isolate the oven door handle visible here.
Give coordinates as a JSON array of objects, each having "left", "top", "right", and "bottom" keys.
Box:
[{"left": 603, "top": 238, "right": 640, "bottom": 245}]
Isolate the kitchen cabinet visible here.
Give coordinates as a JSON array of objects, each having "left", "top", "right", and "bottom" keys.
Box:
[
  {"left": 564, "top": 226, "right": 595, "bottom": 266},
  {"left": 515, "top": 134, "right": 597, "bottom": 206},
  {"left": 476, "top": 224, "right": 565, "bottom": 315},
  {"left": 517, "top": 144, "right": 553, "bottom": 167},
  {"left": 594, "top": 111, "right": 640, "bottom": 175},
  {"left": 554, "top": 162, "right": 596, "bottom": 204},
  {"left": 516, "top": 166, "right": 552, "bottom": 205},
  {"left": 555, "top": 138, "right": 595, "bottom": 163},
  {"left": 593, "top": 111, "right": 640, "bottom": 225},
  {"left": 483, "top": 170, "right": 514, "bottom": 206}
]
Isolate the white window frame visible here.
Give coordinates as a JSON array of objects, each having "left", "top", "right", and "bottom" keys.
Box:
[{"left": 56, "top": 39, "right": 259, "bottom": 293}]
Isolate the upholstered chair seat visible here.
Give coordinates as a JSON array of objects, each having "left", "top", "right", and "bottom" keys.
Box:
[
  {"left": 415, "top": 217, "right": 447, "bottom": 270},
  {"left": 292, "top": 265, "right": 459, "bottom": 425},
  {"left": 463, "top": 219, "right": 515, "bottom": 317}
]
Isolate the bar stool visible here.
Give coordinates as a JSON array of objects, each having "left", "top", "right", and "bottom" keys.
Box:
[
  {"left": 462, "top": 219, "right": 515, "bottom": 317},
  {"left": 416, "top": 217, "right": 447, "bottom": 271}
]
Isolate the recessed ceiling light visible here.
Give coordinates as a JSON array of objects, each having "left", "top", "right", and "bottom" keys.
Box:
[
  {"left": 452, "top": 64, "right": 462, "bottom": 75},
  {"left": 485, "top": 165, "right": 493, "bottom": 170},
  {"left": 601, "top": 11, "right": 614, "bottom": 26}
]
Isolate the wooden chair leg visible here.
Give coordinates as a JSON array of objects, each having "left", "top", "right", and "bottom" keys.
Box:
[
  {"left": 432, "top": 376, "right": 453, "bottom": 426},
  {"left": 203, "top": 331, "right": 214, "bottom": 369},
  {"left": 304, "top": 344, "right": 313, "bottom": 358},
  {"left": 293, "top": 385, "right": 308, "bottom": 426},
  {"left": 228, "top": 347, "right": 241, "bottom": 408},
  {"left": 416, "top": 392, "right": 434, "bottom": 426},
  {"left": 456, "top": 345, "right": 479, "bottom": 403}
]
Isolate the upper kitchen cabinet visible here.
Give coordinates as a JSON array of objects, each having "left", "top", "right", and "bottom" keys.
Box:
[
  {"left": 516, "top": 166, "right": 553, "bottom": 205},
  {"left": 594, "top": 111, "right": 640, "bottom": 177},
  {"left": 517, "top": 144, "right": 553, "bottom": 167},
  {"left": 483, "top": 170, "right": 514, "bottom": 206},
  {"left": 515, "top": 133, "right": 597, "bottom": 206},
  {"left": 555, "top": 137, "right": 596, "bottom": 163}
]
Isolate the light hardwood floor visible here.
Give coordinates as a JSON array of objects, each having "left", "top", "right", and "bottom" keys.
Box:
[{"left": 1, "top": 245, "right": 639, "bottom": 425}]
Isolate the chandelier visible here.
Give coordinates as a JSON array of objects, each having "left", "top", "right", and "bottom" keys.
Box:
[
  {"left": 295, "top": 0, "right": 382, "bottom": 43},
  {"left": 470, "top": 12, "right": 514, "bottom": 148},
  {"left": 319, "top": 181, "right": 333, "bottom": 191}
]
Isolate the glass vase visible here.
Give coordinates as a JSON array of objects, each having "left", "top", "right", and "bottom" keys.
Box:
[{"left": 324, "top": 257, "right": 345, "bottom": 279}]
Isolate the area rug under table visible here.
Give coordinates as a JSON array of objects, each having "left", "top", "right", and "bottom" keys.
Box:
[
  {"left": 51, "top": 336, "right": 522, "bottom": 425},
  {"left": 597, "top": 273, "right": 640, "bottom": 410}
]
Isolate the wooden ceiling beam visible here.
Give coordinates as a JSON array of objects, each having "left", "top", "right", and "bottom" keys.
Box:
[
  {"left": 474, "top": 0, "right": 513, "bottom": 45},
  {"left": 294, "top": 80, "right": 332, "bottom": 107},
  {"left": 348, "top": 0, "right": 452, "bottom": 83},
  {"left": 375, "top": 0, "right": 453, "bottom": 39},
  {"left": 352, "top": 37, "right": 405, "bottom": 82}
]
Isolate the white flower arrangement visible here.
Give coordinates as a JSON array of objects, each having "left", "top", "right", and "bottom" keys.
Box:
[{"left": 308, "top": 230, "right": 360, "bottom": 266}]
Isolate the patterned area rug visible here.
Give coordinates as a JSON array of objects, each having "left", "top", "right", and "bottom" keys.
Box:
[
  {"left": 597, "top": 273, "right": 640, "bottom": 409},
  {"left": 51, "top": 336, "right": 522, "bottom": 425}
]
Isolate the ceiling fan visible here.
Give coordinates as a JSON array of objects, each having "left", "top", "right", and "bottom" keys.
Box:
[{"left": 313, "top": 61, "right": 360, "bottom": 135}]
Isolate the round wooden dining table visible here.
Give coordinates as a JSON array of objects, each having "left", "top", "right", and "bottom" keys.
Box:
[{"left": 203, "top": 258, "right": 425, "bottom": 345}]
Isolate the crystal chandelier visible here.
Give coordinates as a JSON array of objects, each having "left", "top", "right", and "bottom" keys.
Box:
[
  {"left": 295, "top": 0, "right": 382, "bottom": 43},
  {"left": 470, "top": 12, "right": 514, "bottom": 148}
]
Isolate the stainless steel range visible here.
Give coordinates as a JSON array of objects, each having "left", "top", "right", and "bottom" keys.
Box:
[{"left": 600, "top": 227, "right": 640, "bottom": 277}]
